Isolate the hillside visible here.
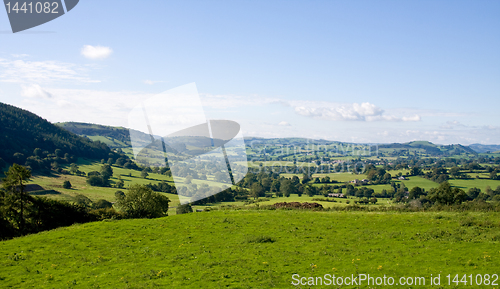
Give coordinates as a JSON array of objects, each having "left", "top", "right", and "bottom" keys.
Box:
[
  {"left": 1, "top": 210, "right": 499, "bottom": 288},
  {"left": 55, "top": 122, "right": 489, "bottom": 159},
  {"left": 0, "top": 103, "right": 117, "bottom": 167},
  {"left": 56, "top": 122, "right": 133, "bottom": 149},
  {"left": 468, "top": 143, "right": 500, "bottom": 153},
  {"left": 378, "top": 141, "right": 477, "bottom": 156}
]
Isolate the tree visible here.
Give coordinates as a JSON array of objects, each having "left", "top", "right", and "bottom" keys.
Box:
[
  {"left": 115, "top": 179, "right": 124, "bottom": 189},
  {"left": 428, "top": 181, "right": 467, "bottom": 205},
  {"left": 280, "top": 179, "right": 294, "bottom": 197},
  {"left": 115, "top": 185, "right": 170, "bottom": 218},
  {"left": 69, "top": 163, "right": 79, "bottom": 174},
  {"left": 33, "top": 148, "right": 43, "bottom": 157},
  {"left": 94, "top": 199, "right": 113, "bottom": 209},
  {"left": 87, "top": 175, "right": 104, "bottom": 186},
  {"left": 408, "top": 186, "right": 424, "bottom": 200},
  {"left": 141, "top": 170, "right": 149, "bottom": 179},
  {"left": 115, "top": 190, "right": 125, "bottom": 200},
  {"left": 63, "top": 180, "right": 72, "bottom": 189},
  {"left": 55, "top": 149, "right": 64, "bottom": 158},
  {"left": 74, "top": 194, "right": 93, "bottom": 208},
  {"left": 2, "top": 164, "right": 32, "bottom": 233},
  {"left": 410, "top": 166, "right": 422, "bottom": 176},
  {"left": 467, "top": 187, "right": 481, "bottom": 200},
  {"left": 250, "top": 183, "right": 264, "bottom": 199},
  {"left": 271, "top": 179, "right": 281, "bottom": 192},
  {"left": 176, "top": 203, "right": 193, "bottom": 214},
  {"left": 305, "top": 185, "right": 316, "bottom": 197},
  {"left": 449, "top": 166, "right": 461, "bottom": 179},
  {"left": 302, "top": 173, "right": 311, "bottom": 184},
  {"left": 100, "top": 164, "right": 113, "bottom": 180}
]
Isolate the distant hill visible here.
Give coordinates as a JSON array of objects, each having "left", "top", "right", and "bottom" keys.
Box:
[
  {"left": 468, "top": 144, "right": 500, "bottom": 154},
  {"left": 55, "top": 122, "right": 491, "bottom": 158},
  {"left": 378, "top": 141, "right": 476, "bottom": 156},
  {"left": 56, "top": 122, "right": 132, "bottom": 149},
  {"left": 0, "top": 103, "right": 118, "bottom": 166}
]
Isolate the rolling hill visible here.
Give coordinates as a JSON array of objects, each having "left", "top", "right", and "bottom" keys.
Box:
[
  {"left": 0, "top": 103, "right": 122, "bottom": 167},
  {"left": 56, "top": 122, "right": 489, "bottom": 159},
  {"left": 378, "top": 141, "right": 477, "bottom": 156},
  {"left": 468, "top": 143, "right": 500, "bottom": 154}
]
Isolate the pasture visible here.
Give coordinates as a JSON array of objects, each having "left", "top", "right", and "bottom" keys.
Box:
[{"left": 1, "top": 210, "right": 499, "bottom": 288}]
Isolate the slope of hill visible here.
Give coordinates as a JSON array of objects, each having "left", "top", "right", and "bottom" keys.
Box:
[
  {"left": 379, "top": 141, "right": 476, "bottom": 156},
  {"left": 468, "top": 143, "right": 500, "bottom": 153},
  {"left": 0, "top": 103, "right": 116, "bottom": 166},
  {"left": 55, "top": 122, "right": 132, "bottom": 148},
  {"left": 0, "top": 210, "right": 499, "bottom": 288}
]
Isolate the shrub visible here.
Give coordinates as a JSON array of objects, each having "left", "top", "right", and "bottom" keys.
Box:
[
  {"left": 176, "top": 203, "right": 193, "bottom": 215},
  {"left": 62, "top": 180, "right": 72, "bottom": 189},
  {"left": 115, "top": 184, "right": 170, "bottom": 218},
  {"left": 94, "top": 199, "right": 113, "bottom": 209}
]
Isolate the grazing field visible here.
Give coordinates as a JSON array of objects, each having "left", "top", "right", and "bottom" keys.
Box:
[{"left": 1, "top": 210, "right": 499, "bottom": 288}]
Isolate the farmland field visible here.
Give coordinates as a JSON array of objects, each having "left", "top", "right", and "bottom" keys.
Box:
[{"left": 1, "top": 210, "right": 499, "bottom": 288}]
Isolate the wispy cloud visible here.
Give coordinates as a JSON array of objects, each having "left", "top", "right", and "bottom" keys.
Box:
[
  {"left": 81, "top": 45, "right": 113, "bottom": 60},
  {"left": 0, "top": 58, "right": 99, "bottom": 83},
  {"left": 278, "top": 121, "right": 291, "bottom": 126},
  {"left": 143, "top": 80, "right": 166, "bottom": 85},
  {"left": 290, "top": 101, "right": 420, "bottom": 122},
  {"left": 200, "top": 94, "right": 420, "bottom": 122},
  {"left": 21, "top": 84, "right": 52, "bottom": 99}
]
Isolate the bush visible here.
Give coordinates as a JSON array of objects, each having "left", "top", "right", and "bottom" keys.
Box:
[
  {"left": 86, "top": 175, "right": 104, "bottom": 187},
  {"left": 94, "top": 199, "right": 113, "bottom": 209},
  {"left": 176, "top": 203, "right": 193, "bottom": 214},
  {"left": 63, "top": 180, "right": 72, "bottom": 189},
  {"left": 115, "top": 184, "right": 170, "bottom": 218}
]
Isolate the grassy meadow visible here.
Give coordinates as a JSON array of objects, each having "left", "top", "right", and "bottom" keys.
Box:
[{"left": 1, "top": 210, "right": 499, "bottom": 288}]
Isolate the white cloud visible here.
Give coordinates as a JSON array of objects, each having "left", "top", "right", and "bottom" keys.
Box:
[
  {"left": 11, "top": 54, "right": 29, "bottom": 58},
  {"left": 81, "top": 45, "right": 113, "bottom": 60},
  {"left": 291, "top": 101, "right": 420, "bottom": 122},
  {"left": 0, "top": 58, "right": 99, "bottom": 83},
  {"left": 143, "top": 80, "right": 165, "bottom": 85},
  {"left": 200, "top": 94, "right": 419, "bottom": 122},
  {"left": 402, "top": 115, "right": 421, "bottom": 122},
  {"left": 278, "top": 121, "right": 291, "bottom": 126},
  {"left": 21, "top": 84, "right": 52, "bottom": 98}
]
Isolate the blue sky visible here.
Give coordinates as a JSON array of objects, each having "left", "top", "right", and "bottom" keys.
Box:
[{"left": 0, "top": 0, "right": 499, "bottom": 144}]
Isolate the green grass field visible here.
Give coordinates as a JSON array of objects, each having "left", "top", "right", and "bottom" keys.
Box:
[
  {"left": 27, "top": 159, "right": 500, "bottom": 215},
  {"left": 1, "top": 210, "right": 499, "bottom": 288}
]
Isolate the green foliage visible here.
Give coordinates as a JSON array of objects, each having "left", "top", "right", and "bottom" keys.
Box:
[
  {"left": 94, "top": 199, "right": 113, "bottom": 209},
  {"left": 176, "top": 203, "right": 193, "bottom": 215},
  {"left": 249, "top": 183, "right": 264, "bottom": 199},
  {"left": 0, "top": 103, "right": 120, "bottom": 170},
  {"left": 428, "top": 182, "right": 468, "bottom": 205},
  {"left": 87, "top": 175, "right": 105, "bottom": 187},
  {"left": 115, "top": 185, "right": 170, "bottom": 218},
  {"left": 2, "top": 164, "right": 32, "bottom": 233},
  {"left": 62, "top": 180, "right": 72, "bottom": 189}
]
